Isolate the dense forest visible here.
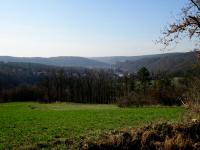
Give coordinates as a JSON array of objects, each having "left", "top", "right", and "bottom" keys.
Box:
[
  {"left": 0, "top": 62, "right": 126, "bottom": 103},
  {"left": 0, "top": 60, "right": 199, "bottom": 105}
]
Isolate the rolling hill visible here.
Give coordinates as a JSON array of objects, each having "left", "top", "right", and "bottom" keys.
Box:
[
  {"left": 0, "top": 56, "right": 110, "bottom": 68},
  {"left": 90, "top": 53, "right": 182, "bottom": 64},
  {"left": 0, "top": 52, "right": 197, "bottom": 73},
  {"left": 115, "top": 52, "right": 197, "bottom": 73}
]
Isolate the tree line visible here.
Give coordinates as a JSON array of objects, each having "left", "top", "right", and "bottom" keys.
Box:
[
  {"left": 0, "top": 63, "right": 131, "bottom": 104},
  {"left": 0, "top": 61, "right": 199, "bottom": 105}
]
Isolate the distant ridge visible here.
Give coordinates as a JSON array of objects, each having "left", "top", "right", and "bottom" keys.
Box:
[
  {"left": 0, "top": 56, "right": 110, "bottom": 68},
  {"left": 0, "top": 52, "right": 196, "bottom": 72},
  {"left": 90, "top": 53, "right": 183, "bottom": 64},
  {"left": 115, "top": 52, "right": 197, "bottom": 73}
]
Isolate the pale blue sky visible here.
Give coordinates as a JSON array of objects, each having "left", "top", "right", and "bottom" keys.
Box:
[{"left": 0, "top": 0, "right": 195, "bottom": 57}]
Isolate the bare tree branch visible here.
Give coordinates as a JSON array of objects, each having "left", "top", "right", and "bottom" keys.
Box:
[
  {"left": 191, "top": 0, "right": 200, "bottom": 10},
  {"left": 157, "top": 0, "right": 200, "bottom": 48}
]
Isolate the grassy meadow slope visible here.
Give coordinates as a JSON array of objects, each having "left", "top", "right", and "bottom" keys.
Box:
[{"left": 0, "top": 102, "right": 184, "bottom": 149}]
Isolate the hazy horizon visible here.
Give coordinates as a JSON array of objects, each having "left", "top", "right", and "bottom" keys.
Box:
[
  {"left": 0, "top": 0, "right": 196, "bottom": 57},
  {"left": 0, "top": 51, "right": 191, "bottom": 58}
]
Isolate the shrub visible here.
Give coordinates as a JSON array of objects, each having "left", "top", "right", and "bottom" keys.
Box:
[
  {"left": 184, "top": 77, "right": 200, "bottom": 105},
  {"left": 117, "top": 92, "right": 147, "bottom": 107}
]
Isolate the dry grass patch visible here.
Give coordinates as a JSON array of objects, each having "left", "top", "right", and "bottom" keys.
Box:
[{"left": 81, "top": 122, "right": 200, "bottom": 150}]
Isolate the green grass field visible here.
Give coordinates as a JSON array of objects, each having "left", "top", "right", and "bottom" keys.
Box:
[{"left": 0, "top": 102, "right": 184, "bottom": 149}]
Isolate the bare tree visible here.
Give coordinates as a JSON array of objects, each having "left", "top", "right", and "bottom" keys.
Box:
[{"left": 157, "top": 0, "right": 200, "bottom": 48}]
